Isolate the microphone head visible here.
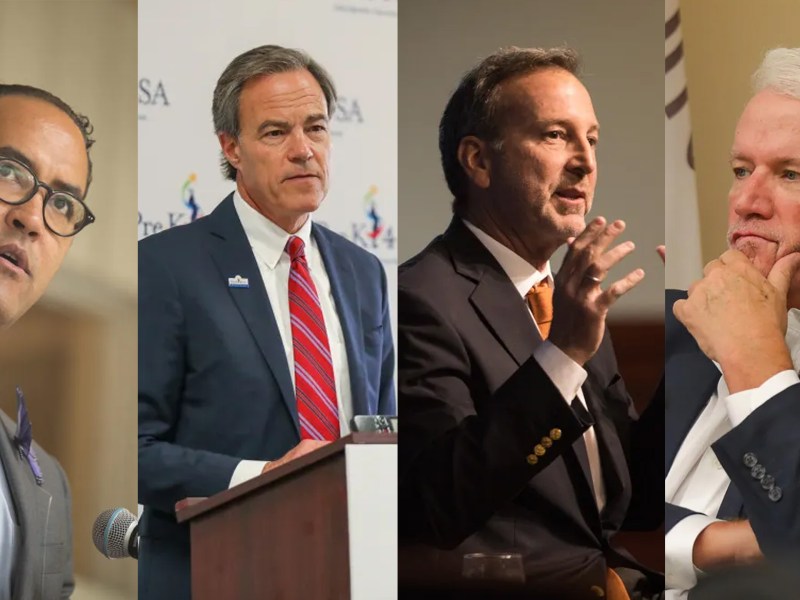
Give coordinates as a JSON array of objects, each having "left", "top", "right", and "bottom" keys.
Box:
[{"left": 92, "top": 507, "right": 137, "bottom": 559}]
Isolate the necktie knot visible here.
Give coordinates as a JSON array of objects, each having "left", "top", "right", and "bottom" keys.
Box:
[
  {"left": 286, "top": 236, "right": 306, "bottom": 262},
  {"left": 526, "top": 279, "right": 553, "bottom": 339}
]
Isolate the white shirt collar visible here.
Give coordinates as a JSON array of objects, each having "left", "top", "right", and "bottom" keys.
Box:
[
  {"left": 462, "top": 219, "right": 552, "bottom": 297},
  {"left": 233, "top": 190, "right": 313, "bottom": 270}
]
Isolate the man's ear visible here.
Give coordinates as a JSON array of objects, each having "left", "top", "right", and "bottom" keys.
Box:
[
  {"left": 457, "top": 135, "right": 492, "bottom": 190},
  {"left": 218, "top": 132, "right": 240, "bottom": 170}
]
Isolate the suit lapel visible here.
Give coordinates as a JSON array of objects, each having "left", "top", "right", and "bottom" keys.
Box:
[
  {"left": 665, "top": 348, "right": 719, "bottom": 474},
  {"left": 444, "top": 220, "right": 541, "bottom": 367},
  {"left": 0, "top": 412, "right": 51, "bottom": 600},
  {"left": 312, "top": 225, "right": 369, "bottom": 416},
  {"left": 444, "top": 219, "right": 602, "bottom": 521},
  {"left": 204, "top": 196, "right": 300, "bottom": 437}
]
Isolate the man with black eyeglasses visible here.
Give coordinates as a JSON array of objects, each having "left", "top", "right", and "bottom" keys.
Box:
[{"left": 0, "top": 84, "right": 95, "bottom": 599}]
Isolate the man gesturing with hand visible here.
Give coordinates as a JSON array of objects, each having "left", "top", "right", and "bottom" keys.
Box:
[
  {"left": 399, "top": 47, "right": 664, "bottom": 600},
  {"left": 665, "top": 48, "right": 800, "bottom": 599}
]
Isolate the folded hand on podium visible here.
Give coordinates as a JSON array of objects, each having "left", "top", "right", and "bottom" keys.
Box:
[{"left": 261, "top": 439, "right": 330, "bottom": 474}]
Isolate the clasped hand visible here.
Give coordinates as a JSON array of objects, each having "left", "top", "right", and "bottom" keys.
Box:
[{"left": 673, "top": 249, "right": 800, "bottom": 392}]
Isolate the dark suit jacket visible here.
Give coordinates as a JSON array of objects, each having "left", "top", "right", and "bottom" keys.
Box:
[
  {"left": 0, "top": 410, "right": 73, "bottom": 600},
  {"left": 399, "top": 219, "right": 663, "bottom": 598},
  {"left": 665, "top": 289, "right": 800, "bottom": 555},
  {"left": 138, "top": 195, "right": 396, "bottom": 600}
]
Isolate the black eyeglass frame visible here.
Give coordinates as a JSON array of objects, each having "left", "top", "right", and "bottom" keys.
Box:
[{"left": 0, "top": 156, "right": 95, "bottom": 237}]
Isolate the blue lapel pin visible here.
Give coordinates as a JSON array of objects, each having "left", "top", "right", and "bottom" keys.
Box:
[{"left": 228, "top": 275, "right": 249, "bottom": 288}]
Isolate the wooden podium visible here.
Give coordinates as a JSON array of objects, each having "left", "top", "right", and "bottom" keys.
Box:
[{"left": 176, "top": 433, "right": 397, "bottom": 600}]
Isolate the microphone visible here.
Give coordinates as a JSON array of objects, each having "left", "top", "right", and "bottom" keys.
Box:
[
  {"left": 92, "top": 507, "right": 139, "bottom": 559},
  {"left": 351, "top": 414, "right": 398, "bottom": 433}
]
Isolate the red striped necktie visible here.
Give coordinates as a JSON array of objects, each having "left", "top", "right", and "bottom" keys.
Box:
[{"left": 286, "top": 236, "right": 339, "bottom": 440}]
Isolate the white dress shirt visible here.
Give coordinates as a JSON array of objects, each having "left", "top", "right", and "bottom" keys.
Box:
[
  {"left": 664, "top": 309, "right": 800, "bottom": 598},
  {"left": 229, "top": 191, "right": 353, "bottom": 487},
  {"left": 463, "top": 220, "right": 607, "bottom": 511},
  {"left": 0, "top": 457, "right": 16, "bottom": 600}
]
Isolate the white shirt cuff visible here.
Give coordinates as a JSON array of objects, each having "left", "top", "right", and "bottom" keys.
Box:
[
  {"left": 229, "top": 459, "right": 268, "bottom": 488},
  {"left": 724, "top": 370, "right": 799, "bottom": 427},
  {"left": 533, "top": 341, "right": 588, "bottom": 406},
  {"left": 665, "top": 513, "right": 720, "bottom": 591}
]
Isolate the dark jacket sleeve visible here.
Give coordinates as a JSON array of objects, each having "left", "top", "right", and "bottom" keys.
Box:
[
  {"left": 712, "top": 382, "right": 800, "bottom": 555},
  {"left": 375, "top": 255, "right": 397, "bottom": 415}
]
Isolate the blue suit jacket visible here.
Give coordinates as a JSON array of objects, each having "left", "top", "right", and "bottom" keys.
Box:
[
  {"left": 137, "top": 195, "right": 395, "bottom": 600},
  {"left": 665, "top": 289, "right": 800, "bottom": 557}
]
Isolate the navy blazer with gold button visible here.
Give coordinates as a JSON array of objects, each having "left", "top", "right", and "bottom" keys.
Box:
[{"left": 399, "top": 219, "right": 664, "bottom": 597}]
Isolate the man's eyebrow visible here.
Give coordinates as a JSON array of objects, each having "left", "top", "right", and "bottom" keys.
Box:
[
  {"left": 0, "top": 144, "right": 84, "bottom": 198},
  {"left": 729, "top": 152, "right": 800, "bottom": 167},
  {"left": 256, "top": 119, "right": 291, "bottom": 134},
  {"left": 538, "top": 119, "right": 600, "bottom": 134},
  {"left": 256, "top": 114, "right": 329, "bottom": 134},
  {"left": 305, "top": 113, "right": 328, "bottom": 124},
  {"left": 729, "top": 151, "right": 749, "bottom": 162}
]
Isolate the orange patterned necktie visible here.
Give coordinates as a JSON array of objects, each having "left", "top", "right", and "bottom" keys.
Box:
[{"left": 526, "top": 280, "right": 553, "bottom": 339}]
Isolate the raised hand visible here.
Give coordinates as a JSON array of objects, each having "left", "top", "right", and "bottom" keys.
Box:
[{"left": 549, "top": 217, "right": 645, "bottom": 365}]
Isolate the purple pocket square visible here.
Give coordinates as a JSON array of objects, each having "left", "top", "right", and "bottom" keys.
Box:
[{"left": 14, "top": 387, "right": 43, "bottom": 486}]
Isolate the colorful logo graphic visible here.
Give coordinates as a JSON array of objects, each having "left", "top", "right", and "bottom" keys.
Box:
[
  {"left": 181, "top": 173, "right": 203, "bottom": 222},
  {"left": 364, "top": 185, "right": 385, "bottom": 240},
  {"left": 339, "top": 184, "right": 394, "bottom": 253}
]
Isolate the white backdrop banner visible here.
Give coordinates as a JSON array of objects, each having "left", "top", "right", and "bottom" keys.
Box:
[
  {"left": 138, "top": 0, "right": 398, "bottom": 329},
  {"left": 665, "top": 0, "right": 702, "bottom": 290}
]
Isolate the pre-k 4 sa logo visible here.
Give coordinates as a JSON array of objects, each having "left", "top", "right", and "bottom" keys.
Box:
[
  {"left": 138, "top": 173, "right": 204, "bottom": 238},
  {"left": 346, "top": 185, "right": 395, "bottom": 252}
]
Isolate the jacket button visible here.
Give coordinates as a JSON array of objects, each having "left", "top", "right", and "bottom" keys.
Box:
[
  {"left": 589, "top": 584, "right": 605, "bottom": 597},
  {"left": 534, "top": 444, "right": 546, "bottom": 457},
  {"left": 526, "top": 454, "right": 539, "bottom": 466},
  {"left": 541, "top": 436, "right": 553, "bottom": 448},
  {"left": 550, "top": 428, "right": 562, "bottom": 441},
  {"left": 761, "top": 475, "right": 775, "bottom": 491},
  {"left": 751, "top": 464, "right": 766, "bottom": 480},
  {"left": 768, "top": 486, "right": 783, "bottom": 502},
  {"left": 743, "top": 452, "right": 758, "bottom": 468}
]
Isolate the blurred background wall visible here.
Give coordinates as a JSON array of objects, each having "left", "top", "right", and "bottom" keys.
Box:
[
  {"left": 679, "top": 0, "right": 798, "bottom": 265},
  {"left": 0, "top": 1, "right": 137, "bottom": 598}
]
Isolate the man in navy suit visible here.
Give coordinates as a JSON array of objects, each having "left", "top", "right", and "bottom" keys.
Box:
[
  {"left": 665, "top": 48, "right": 800, "bottom": 598},
  {"left": 138, "top": 45, "right": 396, "bottom": 600}
]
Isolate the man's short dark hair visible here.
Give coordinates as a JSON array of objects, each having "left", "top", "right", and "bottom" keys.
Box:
[
  {"left": 0, "top": 84, "right": 95, "bottom": 196},
  {"left": 439, "top": 46, "right": 580, "bottom": 214},
  {"left": 212, "top": 45, "right": 338, "bottom": 181}
]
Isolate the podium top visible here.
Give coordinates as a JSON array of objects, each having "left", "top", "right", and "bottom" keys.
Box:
[{"left": 175, "top": 432, "right": 396, "bottom": 523}]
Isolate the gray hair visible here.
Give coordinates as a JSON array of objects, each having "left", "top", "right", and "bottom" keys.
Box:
[
  {"left": 439, "top": 46, "right": 580, "bottom": 212},
  {"left": 752, "top": 48, "right": 800, "bottom": 100},
  {"left": 212, "top": 45, "right": 338, "bottom": 181}
]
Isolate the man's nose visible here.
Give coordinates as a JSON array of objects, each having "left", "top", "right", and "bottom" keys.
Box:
[
  {"left": 566, "top": 138, "right": 596, "bottom": 178},
  {"left": 3, "top": 188, "right": 46, "bottom": 238},
  {"left": 732, "top": 169, "right": 774, "bottom": 219},
  {"left": 286, "top": 130, "right": 313, "bottom": 163}
]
